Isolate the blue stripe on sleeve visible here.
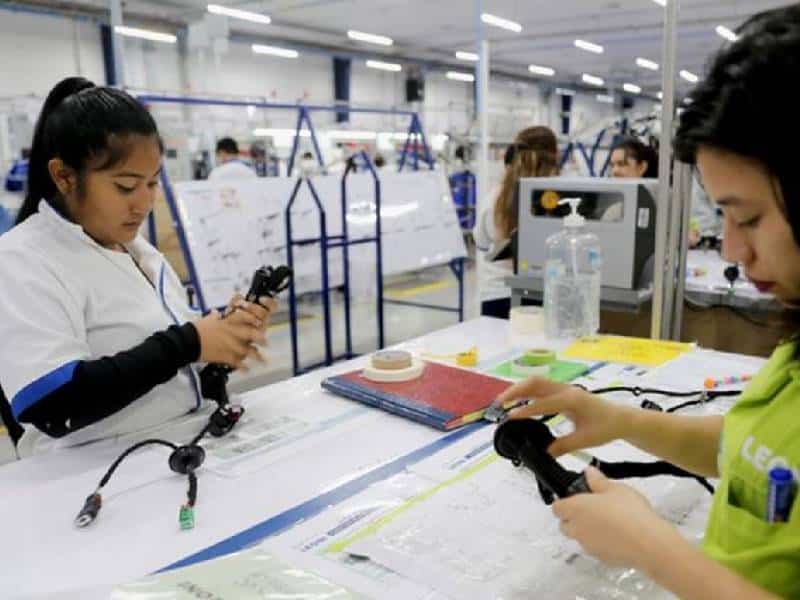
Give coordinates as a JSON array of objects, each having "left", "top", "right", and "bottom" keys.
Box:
[{"left": 11, "top": 360, "right": 79, "bottom": 419}]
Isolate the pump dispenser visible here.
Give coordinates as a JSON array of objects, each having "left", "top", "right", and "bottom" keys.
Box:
[{"left": 543, "top": 197, "right": 603, "bottom": 339}]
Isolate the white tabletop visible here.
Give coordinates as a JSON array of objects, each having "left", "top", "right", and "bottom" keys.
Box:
[{"left": 0, "top": 318, "right": 766, "bottom": 599}]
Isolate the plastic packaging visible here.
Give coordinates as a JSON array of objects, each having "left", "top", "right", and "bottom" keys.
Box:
[{"left": 544, "top": 198, "right": 602, "bottom": 339}]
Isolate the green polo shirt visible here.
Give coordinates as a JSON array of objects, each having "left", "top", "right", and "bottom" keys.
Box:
[{"left": 704, "top": 342, "right": 800, "bottom": 597}]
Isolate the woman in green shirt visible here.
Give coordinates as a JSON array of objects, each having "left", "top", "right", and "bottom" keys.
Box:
[{"left": 498, "top": 6, "right": 800, "bottom": 599}]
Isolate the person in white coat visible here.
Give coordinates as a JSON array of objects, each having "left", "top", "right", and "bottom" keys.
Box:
[
  {"left": 474, "top": 126, "right": 559, "bottom": 318},
  {"left": 208, "top": 137, "right": 257, "bottom": 181},
  {"left": 0, "top": 78, "right": 275, "bottom": 456}
]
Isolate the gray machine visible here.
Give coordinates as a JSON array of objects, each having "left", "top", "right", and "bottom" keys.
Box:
[{"left": 516, "top": 177, "right": 657, "bottom": 290}]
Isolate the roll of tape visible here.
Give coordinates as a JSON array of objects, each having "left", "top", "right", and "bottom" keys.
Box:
[
  {"left": 518, "top": 348, "right": 556, "bottom": 366},
  {"left": 510, "top": 360, "right": 550, "bottom": 378},
  {"left": 363, "top": 358, "right": 426, "bottom": 383},
  {"left": 510, "top": 306, "right": 545, "bottom": 334},
  {"left": 455, "top": 347, "right": 478, "bottom": 367},
  {"left": 372, "top": 350, "right": 413, "bottom": 371}
]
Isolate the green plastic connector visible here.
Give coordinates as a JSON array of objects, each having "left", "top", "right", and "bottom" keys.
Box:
[{"left": 179, "top": 505, "right": 195, "bottom": 530}]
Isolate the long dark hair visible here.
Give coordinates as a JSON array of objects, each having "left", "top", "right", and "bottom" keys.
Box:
[
  {"left": 611, "top": 136, "right": 658, "bottom": 178},
  {"left": 494, "top": 126, "right": 559, "bottom": 239},
  {"left": 675, "top": 5, "right": 800, "bottom": 245},
  {"left": 17, "top": 77, "right": 160, "bottom": 224}
]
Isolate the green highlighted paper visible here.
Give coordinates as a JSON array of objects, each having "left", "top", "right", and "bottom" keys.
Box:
[{"left": 489, "top": 357, "right": 588, "bottom": 382}]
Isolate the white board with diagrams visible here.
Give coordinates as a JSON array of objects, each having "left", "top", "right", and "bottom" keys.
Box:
[{"left": 170, "top": 170, "right": 466, "bottom": 310}]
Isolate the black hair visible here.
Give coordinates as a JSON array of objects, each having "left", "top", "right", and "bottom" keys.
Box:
[
  {"left": 18, "top": 77, "right": 161, "bottom": 224},
  {"left": 216, "top": 137, "right": 239, "bottom": 155},
  {"left": 675, "top": 4, "right": 800, "bottom": 246},
  {"left": 611, "top": 136, "right": 658, "bottom": 178}
]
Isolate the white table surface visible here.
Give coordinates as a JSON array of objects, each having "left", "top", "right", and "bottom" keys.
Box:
[{"left": 0, "top": 317, "right": 766, "bottom": 599}]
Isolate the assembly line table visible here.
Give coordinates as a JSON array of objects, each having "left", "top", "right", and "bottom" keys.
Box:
[{"left": 0, "top": 317, "right": 766, "bottom": 599}]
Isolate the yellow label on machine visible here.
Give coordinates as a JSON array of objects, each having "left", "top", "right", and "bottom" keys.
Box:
[{"left": 562, "top": 336, "right": 692, "bottom": 367}]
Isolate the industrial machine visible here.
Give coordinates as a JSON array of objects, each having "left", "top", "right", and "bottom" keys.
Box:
[{"left": 516, "top": 177, "right": 657, "bottom": 291}]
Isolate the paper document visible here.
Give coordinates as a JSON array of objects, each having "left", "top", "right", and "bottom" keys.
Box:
[{"left": 563, "top": 336, "right": 693, "bottom": 367}]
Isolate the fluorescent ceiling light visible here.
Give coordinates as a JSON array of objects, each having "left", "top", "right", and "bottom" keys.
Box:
[
  {"left": 652, "top": 0, "right": 667, "bottom": 6},
  {"left": 253, "top": 128, "right": 311, "bottom": 137},
  {"left": 574, "top": 39, "right": 603, "bottom": 54},
  {"left": 114, "top": 26, "right": 176, "bottom": 43},
  {"left": 657, "top": 91, "right": 663, "bottom": 99},
  {"left": 446, "top": 71, "right": 475, "bottom": 82},
  {"left": 716, "top": 25, "right": 739, "bottom": 42},
  {"left": 582, "top": 73, "right": 604, "bottom": 87},
  {"left": 529, "top": 64, "right": 555, "bottom": 76},
  {"left": 481, "top": 13, "right": 522, "bottom": 33},
  {"left": 555, "top": 87, "right": 576, "bottom": 96},
  {"left": 252, "top": 44, "right": 298, "bottom": 58},
  {"left": 347, "top": 29, "right": 393, "bottom": 46},
  {"left": 623, "top": 83, "right": 642, "bottom": 94},
  {"left": 455, "top": 51, "right": 478, "bottom": 61},
  {"left": 207, "top": 4, "right": 270, "bottom": 24},
  {"left": 328, "top": 130, "right": 378, "bottom": 140},
  {"left": 680, "top": 69, "right": 699, "bottom": 83},
  {"left": 636, "top": 57, "right": 659, "bottom": 71},
  {"left": 366, "top": 59, "right": 402, "bottom": 72},
  {"left": 596, "top": 94, "right": 614, "bottom": 104}
]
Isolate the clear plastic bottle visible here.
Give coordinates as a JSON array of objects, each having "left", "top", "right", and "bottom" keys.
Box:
[{"left": 543, "top": 198, "right": 603, "bottom": 339}]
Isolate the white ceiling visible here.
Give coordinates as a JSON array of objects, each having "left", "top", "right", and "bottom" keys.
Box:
[{"left": 23, "top": 0, "right": 797, "bottom": 94}]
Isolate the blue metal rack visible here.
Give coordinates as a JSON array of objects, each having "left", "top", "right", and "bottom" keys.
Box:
[
  {"left": 285, "top": 152, "right": 385, "bottom": 375},
  {"left": 137, "top": 94, "right": 463, "bottom": 376}
]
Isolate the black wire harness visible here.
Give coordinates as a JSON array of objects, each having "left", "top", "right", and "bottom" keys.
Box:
[{"left": 74, "top": 266, "right": 291, "bottom": 531}]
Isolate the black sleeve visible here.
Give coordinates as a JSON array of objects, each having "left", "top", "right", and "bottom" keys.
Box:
[{"left": 18, "top": 322, "right": 201, "bottom": 438}]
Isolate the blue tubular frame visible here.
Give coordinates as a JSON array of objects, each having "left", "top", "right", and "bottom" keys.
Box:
[
  {"left": 285, "top": 152, "right": 386, "bottom": 376},
  {"left": 397, "top": 113, "right": 435, "bottom": 172},
  {"left": 137, "top": 93, "right": 433, "bottom": 253},
  {"left": 285, "top": 177, "right": 336, "bottom": 374},
  {"left": 137, "top": 93, "right": 460, "bottom": 375},
  {"left": 158, "top": 168, "right": 208, "bottom": 312}
]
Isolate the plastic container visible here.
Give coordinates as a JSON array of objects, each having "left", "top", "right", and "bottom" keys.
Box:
[{"left": 543, "top": 198, "right": 602, "bottom": 339}]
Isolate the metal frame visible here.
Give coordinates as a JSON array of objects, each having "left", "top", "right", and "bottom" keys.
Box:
[
  {"left": 651, "top": 0, "right": 680, "bottom": 340},
  {"left": 137, "top": 93, "right": 434, "bottom": 302},
  {"left": 137, "top": 93, "right": 462, "bottom": 375},
  {"left": 284, "top": 153, "right": 387, "bottom": 375}
]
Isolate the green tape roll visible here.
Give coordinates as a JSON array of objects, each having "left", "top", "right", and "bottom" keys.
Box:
[{"left": 518, "top": 349, "right": 556, "bottom": 367}]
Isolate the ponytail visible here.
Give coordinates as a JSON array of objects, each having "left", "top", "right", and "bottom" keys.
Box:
[
  {"left": 19, "top": 77, "right": 95, "bottom": 223},
  {"left": 17, "top": 77, "right": 160, "bottom": 225}
]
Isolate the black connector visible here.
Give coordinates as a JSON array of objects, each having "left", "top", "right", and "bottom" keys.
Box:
[
  {"left": 494, "top": 419, "right": 591, "bottom": 504},
  {"left": 640, "top": 399, "right": 664, "bottom": 412},
  {"left": 75, "top": 492, "right": 102, "bottom": 528},
  {"left": 168, "top": 445, "right": 206, "bottom": 475}
]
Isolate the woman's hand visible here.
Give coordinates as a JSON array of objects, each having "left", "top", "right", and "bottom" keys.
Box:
[
  {"left": 193, "top": 308, "right": 266, "bottom": 369},
  {"left": 553, "top": 467, "right": 684, "bottom": 569},
  {"left": 496, "top": 377, "right": 633, "bottom": 456},
  {"left": 225, "top": 293, "right": 278, "bottom": 334}
]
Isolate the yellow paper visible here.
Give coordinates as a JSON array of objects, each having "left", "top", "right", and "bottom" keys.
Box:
[{"left": 562, "top": 336, "right": 692, "bottom": 367}]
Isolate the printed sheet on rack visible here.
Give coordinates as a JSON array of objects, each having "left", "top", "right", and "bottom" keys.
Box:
[{"left": 171, "top": 170, "right": 465, "bottom": 308}]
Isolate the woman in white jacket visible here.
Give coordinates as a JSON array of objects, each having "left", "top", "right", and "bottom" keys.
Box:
[{"left": 474, "top": 126, "right": 559, "bottom": 318}]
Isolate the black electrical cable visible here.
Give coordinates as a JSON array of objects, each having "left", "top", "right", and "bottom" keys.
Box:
[
  {"left": 97, "top": 438, "right": 178, "bottom": 488},
  {"left": 590, "top": 457, "right": 715, "bottom": 494},
  {"left": 74, "top": 265, "right": 293, "bottom": 531}
]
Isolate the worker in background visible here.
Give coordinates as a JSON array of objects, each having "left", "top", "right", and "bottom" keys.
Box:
[
  {"left": 609, "top": 136, "right": 659, "bottom": 179},
  {"left": 373, "top": 153, "right": 386, "bottom": 170},
  {"left": 474, "top": 126, "right": 558, "bottom": 319},
  {"left": 0, "top": 78, "right": 276, "bottom": 456},
  {"left": 208, "top": 137, "right": 257, "bottom": 181},
  {"left": 498, "top": 7, "right": 800, "bottom": 597}
]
